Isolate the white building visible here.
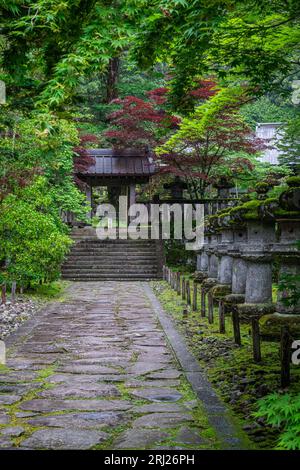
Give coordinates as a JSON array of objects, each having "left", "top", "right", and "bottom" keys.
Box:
[{"left": 255, "top": 122, "right": 283, "bottom": 165}]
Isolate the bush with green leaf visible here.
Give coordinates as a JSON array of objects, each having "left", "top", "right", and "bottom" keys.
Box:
[
  {"left": 0, "top": 178, "right": 72, "bottom": 286},
  {"left": 255, "top": 393, "right": 300, "bottom": 450}
]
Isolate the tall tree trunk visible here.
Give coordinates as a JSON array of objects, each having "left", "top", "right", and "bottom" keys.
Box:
[{"left": 105, "top": 57, "right": 120, "bottom": 103}]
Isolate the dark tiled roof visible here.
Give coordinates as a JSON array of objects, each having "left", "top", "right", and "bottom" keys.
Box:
[{"left": 79, "top": 149, "right": 156, "bottom": 176}]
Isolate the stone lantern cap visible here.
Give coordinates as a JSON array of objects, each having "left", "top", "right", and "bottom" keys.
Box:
[{"left": 163, "top": 176, "right": 188, "bottom": 200}]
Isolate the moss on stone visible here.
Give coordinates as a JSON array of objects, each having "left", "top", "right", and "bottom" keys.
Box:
[
  {"left": 237, "top": 303, "right": 275, "bottom": 318},
  {"left": 202, "top": 278, "right": 218, "bottom": 289},
  {"left": 260, "top": 313, "right": 300, "bottom": 339},
  {"left": 224, "top": 294, "right": 245, "bottom": 305},
  {"left": 263, "top": 197, "right": 278, "bottom": 205},
  {"left": 151, "top": 280, "right": 300, "bottom": 450},
  {"left": 211, "top": 284, "right": 231, "bottom": 298},
  {"left": 35, "top": 366, "right": 56, "bottom": 380},
  {"left": 274, "top": 208, "right": 300, "bottom": 218},
  {"left": 225, "top": 200, "right": 262, "bottom": 222},
  {"left": 286, "top": 176, "right": 300, "bottom": 187},
  {"left": 193, "top": 272, "right": 208, "bottom": 282},
  {"left": 255, "top": 182, "right": 271, "bottom": 193},
  {"left": 241, "top": 200, "right": 261, "bottom": 220}
]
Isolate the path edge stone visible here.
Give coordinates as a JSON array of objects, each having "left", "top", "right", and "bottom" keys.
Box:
[{"left": 143, "top": 283, "right": 252, "bottom": 450}]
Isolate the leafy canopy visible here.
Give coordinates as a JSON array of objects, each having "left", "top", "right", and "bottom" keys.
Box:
[
  {"left": 155, "top": 86, "right": 263, "bottom": 197},
  {"left": 133, "top": 1, "right": 300, "bottom": 109}
]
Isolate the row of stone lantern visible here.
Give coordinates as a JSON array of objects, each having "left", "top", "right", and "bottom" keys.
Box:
[{"left": 195, "top": 177, "right": 300, "bottom": 336}]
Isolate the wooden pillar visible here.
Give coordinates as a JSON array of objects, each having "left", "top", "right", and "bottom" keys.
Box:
[
  {"left": 251, "top": 317, "right": 261, "bottom": 363},
  {"left": 208, "top": 292, "right": 214, "bottom": 324},
  {"left": 280, "top": 326, "right": 291, "bottom": 387},
  {"left": 1, "top": 283, "right": 6, "bottom": 305},
  {"left": 129, "top": 184, "right": 136, "bottom": 207},
  {"left": 176, "top": 273, "right": 181, "bottom": 295},
  {"left": 232, "top": 309, "right": 241, "bottom": 345},
  {"left": 201, "top": 288, "right": 206, "bottom": 317},
  {"left": 182, "top": 279, "right": 186, "bottom": 300},
  {"left": 186, "top": 281, "right": 191, "bottom": 305},
  {"left": 86, "top": 181, "right": 92, "bottom": 220},
  {"left": 192, "top": 282, "right": 197, "bottom": 311},
  {"left": 219, "top": 300, "right": 226, "bottom": 333},
  {"left": 129, "top": 183, "right": 136, "bottom": 223}
]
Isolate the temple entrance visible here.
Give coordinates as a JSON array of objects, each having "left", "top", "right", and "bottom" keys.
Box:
[{"left": 78, "top": 148, "right": 155, "bottom": 225}]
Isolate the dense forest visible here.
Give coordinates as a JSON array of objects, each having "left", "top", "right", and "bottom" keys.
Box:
[
  {"left": 0, "top": 1, "right": 299, "bottom": 451},
  {"left": 1, "top": 0, "right": 299, "bottom": 287}
]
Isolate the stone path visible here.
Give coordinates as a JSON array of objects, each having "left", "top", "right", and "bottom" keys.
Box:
[{"left": 0, "top": 282, "right": 234, "bottom": 450}]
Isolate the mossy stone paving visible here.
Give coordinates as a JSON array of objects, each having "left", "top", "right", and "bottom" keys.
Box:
[{"left": 1, "top": 281, "right": 224, "bottom": 450}]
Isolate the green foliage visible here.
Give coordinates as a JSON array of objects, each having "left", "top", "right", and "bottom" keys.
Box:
[
  {"left": 134, "top": 1, "right": 300, "bottom": 107},
  {"left": 241, "top": 96, "right": 297, "bottom": 129},
  {"left": 1, "top": 0, "right": 154, "bottom": 110},
  {"left": 1, "top": 0, "right": 298, "bottom": 289},
  {"left": 0, "top": 109, "right": 86, "bottom": 287},
  {"left": 0, "top": 108, "right": 87, "bottom": 213},
  {"left": 164, "top": 239, "right": 195, "bottom": 271},
  {"left": 255, "top": 393, "right": 300, "bottom": 450},
  {"left": 0, "top": 177, "right": 73, "bottom": 285},
  {"left": 278, "top": 273, "right": 300, "bottom": 308},
  {"left": 278, "top": 240, "right": 300, "bottom": 308},
  {"left": 28, "top": 280, "right": 68, "bottom": 300},
  {"left": 156, "top": 86, "right": 262, "bottom": 197},
  {"left": 74, "top": 60, "right": 166, "bottom": 140},
  {"left": 286, "top": 176, "right": 300, "bottom": 187},
  {"left": 278, "top": 115, "right": 300, "bottom": 171}
]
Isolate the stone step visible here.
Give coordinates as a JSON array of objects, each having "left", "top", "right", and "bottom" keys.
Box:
[
  {"left": 62, "top": 269, "right": 159, "bottom": 275},
  {"left": 62, "top": 274, "right": 161, "bottom": 280},
  {"left": 65, "top": 254, "right": 158, "bottom": 260},
  {"left": 62, "top": 237, "right": 164, "bottom": 281},
  {"left": 71, "top": 250, "right": 156, "bottom": 254},
  {"left": 71, "top": 245, "right": 156, "bottom": 250},
  {"left": 64, "top": 250, "right": 157, "bottom": 260},
  {"left": 62, "top": 262, "right": 158, "bottom": 268},
  {"left": 64, "top": 258, "right": 157, "bottom": 267},
  {"left": 74, "top": 238, "right": 156, "bottom": 246},
  {"left": 72, "top": 248, "right": 156, "bottom": 255},
  {"left": 63, "top": 264, "right": 158, "bottom": 270},
  {"left": 73, "top": 242, "right": 156, "bottom": 250},
  {"left": 73, "top": 239, "right": 157, "bottom": 243}
]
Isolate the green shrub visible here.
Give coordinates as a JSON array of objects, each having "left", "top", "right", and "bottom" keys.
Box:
[
  {"left": 0, "top": 178, "right": 72, "bottom": 285},
  {"left": 255, "top": 393, "right": 300, "bottom": 450}
]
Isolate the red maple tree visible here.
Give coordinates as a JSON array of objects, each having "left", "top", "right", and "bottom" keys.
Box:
[
  {"left": 104, "top": 89, "right": 180, "bottom": 149},
  {"left": 189, "top": 79, "right": 217, "bottom": 100}
]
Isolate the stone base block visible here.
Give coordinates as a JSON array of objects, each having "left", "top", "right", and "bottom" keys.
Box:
[
  {"left": 201, "top": 278, "right": 218, "bottom": 290},
  {"left": 224, "top": 294, "right": 245, "bottom": 305},
  {"left": 236, "top": 302, "right": 275, "bottom": 322},
  {"left": 260, "top": 313, "right": 300, "bottom": 340},
  {"left": 193, "top": 271, "right": 208, "bottom": 283},
  {"left": 211, "top": 284, "right": 231, "bottom": 300}
]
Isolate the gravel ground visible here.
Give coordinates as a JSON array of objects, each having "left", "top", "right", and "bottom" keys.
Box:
[{"left": 0, "top": 297, "right": 42, "bottom": 340}]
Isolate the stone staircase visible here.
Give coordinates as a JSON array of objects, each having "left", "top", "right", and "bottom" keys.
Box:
[{"left": 62, "top": 228, "right": 164, "bottom": 281}]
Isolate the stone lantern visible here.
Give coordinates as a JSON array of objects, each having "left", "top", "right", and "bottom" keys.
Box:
[
  {"left": 163, "top": 176, "right": 188, "bottom": 201},
  {"left": 195, "top": 230, "right": 209, "bottom": 282},
  {"left": 200, "top": 225, "right": 220, "bottom": 317},
  {"left": 210, "top": 177, "right": 236, "bottom": 213},
  {"left": 236, "top": 223, "right": 276, "bottom": 319},
  {"left": 209, "top": 211, "right": 247, "bottom": 325},
  {"left": 259, "top": 177, "right": 300, "bottom": 337},
  {"left": 228, "top": 184, "right": 277, "bottom": 319},
  {"left": 223, "top": 219, "right": 248, "bottom": 312},
  {"left": 207, "top": 229, "right": 219, "bottom": 279}
]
